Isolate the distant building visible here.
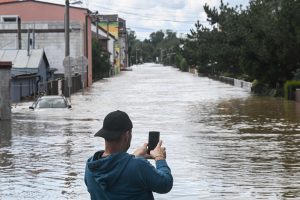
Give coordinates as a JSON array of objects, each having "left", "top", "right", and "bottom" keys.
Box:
[
  {"left": 0, "top": 49, "right": 54, "bottom": 102},
  {"left": 98, "top": 15, "right": 128, "bottom": 72},
  {"left": 91, "top": 23, "right": 117, "bottom": 69}
]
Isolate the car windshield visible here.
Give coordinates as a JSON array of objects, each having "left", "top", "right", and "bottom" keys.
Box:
[{"left": 36, "top": 98, "right": 67, "bottom": 108}]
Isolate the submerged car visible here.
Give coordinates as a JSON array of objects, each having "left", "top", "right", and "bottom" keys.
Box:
[{"left": 29, "top": 95, "right": 71, "bottom": 110}]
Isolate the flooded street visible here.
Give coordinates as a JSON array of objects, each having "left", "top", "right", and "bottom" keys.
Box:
[{"left": 1, "top": 63, "right": 300, "bottom": 199}]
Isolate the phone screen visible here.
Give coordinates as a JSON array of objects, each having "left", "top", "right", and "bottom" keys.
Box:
[{"left": 147, "top": 131, "right": 160, "bottom": 154}]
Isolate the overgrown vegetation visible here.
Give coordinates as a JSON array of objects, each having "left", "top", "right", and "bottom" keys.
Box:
[
  {"left": 183, "top": 0, "right": 300, "bottom": 95},
  {"left": 92, "top": 38, "right": 111, "bottom": 81},
  {"left": 284, "top": 81, "right": 300, "bottom": 100}
]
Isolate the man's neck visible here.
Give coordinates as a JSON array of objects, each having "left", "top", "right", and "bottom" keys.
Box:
[{"left": 103, "top": 143, "right": 125, "bottom": 157}]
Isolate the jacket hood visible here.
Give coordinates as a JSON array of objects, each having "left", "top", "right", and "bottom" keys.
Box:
[{"left": 86, "top": 151, "right": 132, "bottom": 190}]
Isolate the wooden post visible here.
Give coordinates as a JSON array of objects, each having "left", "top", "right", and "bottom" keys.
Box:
[{"left": 0, "top": 62, "right": 12, "bottom": 120}]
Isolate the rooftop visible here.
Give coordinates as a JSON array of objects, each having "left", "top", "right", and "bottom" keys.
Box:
[{"left": 0, "top": 49, "right": 49, "bottom": 68}]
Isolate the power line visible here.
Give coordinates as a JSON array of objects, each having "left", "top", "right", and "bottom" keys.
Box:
[
  {"left": 90, "top": 1, "right": 206, "bottom": 15},
  {"left": 89, "top": 2, "right": 206, "bottom": 17},
  {"left": 124, "top": 16, "right": 207, "bottom": 24},
  {"left": 129, "top": 25, "right": 193, "bottom": 32},
  {"left": 89, "top": 4, "right": 204, "bottom": 23},
  {"left": 39, "top": 1, "right": 206, "bottom": 26},
  {"left": 128, "top": 26, "right": 156, "bottom": 31}
]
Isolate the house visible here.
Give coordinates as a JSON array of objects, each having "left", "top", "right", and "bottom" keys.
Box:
[
  {"left": 91, "top": 23, "right": 117, "bottom": 70},
  {"left": 0, "top": 49, "right": 54, "bottom": 102},
  {"left": 0, "top": 0, "right": 94, "bottom": 86},
  {"left": 98, "top": 15, "right": 128, "bottom": 72}
]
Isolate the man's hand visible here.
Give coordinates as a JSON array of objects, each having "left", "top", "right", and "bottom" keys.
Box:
[
  {"left": 150, "top": 140, "right": 166, "bottom": 161},
  {"left": 133, "top": 143, "right": 151, "bottom": 159}
]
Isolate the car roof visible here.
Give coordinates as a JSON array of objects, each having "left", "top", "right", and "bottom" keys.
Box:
[{"left": 39, "top": 96, "right": 66, "bottom": 99}]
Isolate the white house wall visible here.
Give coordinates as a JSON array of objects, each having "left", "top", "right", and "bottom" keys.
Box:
[
  {"left": 108, "top": 38, "right": 114, "bottom": 65},
  {"left": 119, "top": 37, "right": 126, "bottom": 67},
  {"left": 0, "top": 21, "right": 85, "bottom": 74}
]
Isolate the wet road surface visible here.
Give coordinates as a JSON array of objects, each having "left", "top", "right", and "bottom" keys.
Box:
[{"left": 1, "top": 63, "right": 300, "bottom": 199}]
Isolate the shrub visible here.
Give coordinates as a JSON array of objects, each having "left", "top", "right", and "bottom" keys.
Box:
[
  {"left": 284, "top": 81, "right": 300, "bottom": 100},
  {"left": 175, "top": 54, "right": 183, "bottom": 69},
  {"left": 180, "top": 58, "right": 188, "bottom": 72}
]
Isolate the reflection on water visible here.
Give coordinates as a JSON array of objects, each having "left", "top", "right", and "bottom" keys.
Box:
[
  {"left": 0, "top": 121, "right": 12, "bottom": 169},
  {"left": 0, "top": 120, "right": 11, "bottom": 147},
  {"left": 186, "top": 97, "right": 300, "bottom": 199},
  {"left": 0, "top": 64, "right": 300, "bottom": 199}
]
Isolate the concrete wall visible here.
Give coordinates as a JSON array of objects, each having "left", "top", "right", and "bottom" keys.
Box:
[
  {"left": 0, "top": 22, "right": 84, "bottom": 74},
  {"left": 0, "top": 62, "right": 11, "bottom": 120},
  {"left": 233, "top": 79, "right": 252, "bottom": 92},
  {"left": 108, "top": 39, "right": 115, "bottom": 65},
  {"left": 0, "top": 31, "right": 17, "bottom": 49},
  {"left": 0, "top": 1, "right": 93, "bottom": 86},
  {"left": 210, "top": 75, "right": 252, "bottom": 92},
  {"left": 119, "top": 37, "right": 126, "bottom": 69}
]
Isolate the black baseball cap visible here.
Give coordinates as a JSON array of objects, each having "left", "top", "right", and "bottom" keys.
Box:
[{"left": 94, "top": 110, "right": 133, "bottom": 140}]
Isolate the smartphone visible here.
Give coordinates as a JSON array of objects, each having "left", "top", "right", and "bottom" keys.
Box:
[{"left": 147, "top": 131, "right": 160, "bottom": 154}]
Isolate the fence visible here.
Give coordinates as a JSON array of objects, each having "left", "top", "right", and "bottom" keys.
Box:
[
  {"left": 209, "top": 75, "right": 252, "bottom": 92},
  {"left": 11, "top": 74, "right": 84, "bottom": 102},
  {"left": 47, "top": 74, "right": 83, "bottom": 96},
  {"left": 47, "top": 75, "right": 83, "bottom": 96}
]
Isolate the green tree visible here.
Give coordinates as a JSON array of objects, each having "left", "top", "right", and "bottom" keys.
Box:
[
  {"left": 128, "top": 30, "right": 181, "bottom": 65},
  {"left": 127, "top": 30, "right": 138, "bottom": 65},
  {"left": 150, "top": 30, "right": 165, "bottom": 47},
  {"left": 239, "top": 0, "right": 300, "bottom": 86},
  {"left": 92, "top": 38, "right": 111, "bottom": 80},
  {"left": 183, "top": 0, "right": 300, "bottom": 90},
  {"left": 185, "top": 21, "right": 211, "bottom": 74}
]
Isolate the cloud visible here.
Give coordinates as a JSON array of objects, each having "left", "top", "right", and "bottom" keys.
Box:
[
  {"left": 41, "top": 0, "right": 249, "bottom": 40},
  {"left": 155, "top": 0, "right": 186, "bottom": 9}
]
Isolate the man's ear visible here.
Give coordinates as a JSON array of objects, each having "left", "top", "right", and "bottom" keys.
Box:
[{"left": 122, "top": 131, "right": 129, "bottom": 142}]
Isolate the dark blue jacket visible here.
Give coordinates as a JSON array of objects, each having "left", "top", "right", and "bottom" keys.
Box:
[{"left": 84, "top": 151, "right": 173, "bottom": 200}]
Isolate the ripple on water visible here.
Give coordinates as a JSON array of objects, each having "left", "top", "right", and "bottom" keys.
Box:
[{"left": 1, "top": 64, "right": 300, "bottom": 199}]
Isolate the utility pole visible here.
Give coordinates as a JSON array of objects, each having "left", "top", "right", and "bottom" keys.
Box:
[
  {"left": 91, "top": 11, "right": 99, "bottom": 40},
  {"left": 64, "top": 0, "right": 83, "bottom": 99},
  {"left": 96, "top": 15, "right": 99, "bottom": 40},
  {"left": 65, "top": 0, "right": 83, "bottom": 57},
  {"left": 64, "top": 0, "right": 70, "bottom": 98},
  {"left": 160, "top": 48, "right": 163, "bottom": 64},
  {"left": 106, "top": 20, "right": 109, "bottom": 39},
  {"left": 126, "top": 28, "right": 130, "bottom": 67},
  {"left": 65, "top": 0, "right": 70, "bottom": 57},
  {"left": 17, "top": 17, "right": 21, "bottom": 49},
  {"left": 27, "top": 29, "right": 30, "bottom": 56},
  {"left": 135, "top": 47, "right": 138, "bottom": 64}
]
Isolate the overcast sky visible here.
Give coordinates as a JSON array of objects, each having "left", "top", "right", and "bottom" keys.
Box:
[{"left": 40, "top": 0, "right": 249, "bottom": 40}]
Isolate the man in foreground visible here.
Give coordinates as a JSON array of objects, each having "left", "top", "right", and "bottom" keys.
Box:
[{"left": 84, "top": 110, "right": 173, "bottom": 200}]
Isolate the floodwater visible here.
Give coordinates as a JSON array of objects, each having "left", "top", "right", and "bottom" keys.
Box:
[{"left": 1, "top": 63, "right": 300, "bottom": 200}]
